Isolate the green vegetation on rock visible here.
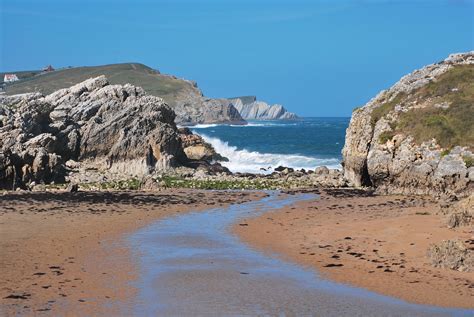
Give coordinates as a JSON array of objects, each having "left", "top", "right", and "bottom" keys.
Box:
[
  {"left": 371, "top": 65, "right": 474, "bottom": 149},
  {"left": 463, "top": 156, "right": 474, "bottom": 168},
  {"left": 370, "top": 93, "right": 405, "bottom": 128},
  {"left": 160, "top": 176, "right": 281, "bottom": 190},
  {"left": 79, "top": 178, "right": 142, "bottom": 191},
  {"left": 378, "top": 131, "right": 395, "bottom": 144}
]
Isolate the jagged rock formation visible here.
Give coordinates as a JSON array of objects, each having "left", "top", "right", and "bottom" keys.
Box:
[
  {"left": 178, "top": 127, "right": 227, "bottom": 162},
  {"left": 342, "top": 52, "right": 474, "bottom": 197},
  {"left": 3, "top": 63, "right": 246, "bottom": 126},
  {"left": 229, "top": 96, "right": 297, "bottom": 120},
  {"left": 441, "top": 194, "right": 473, "bottom": 228},
  {"left": 174, "top": 97, "right": 245, "bottom": 126},
  {"left": 0, "top": 76, "right": 190, "bottom": 189},
  {"left": 428, "top": 239, "right": 473, "bottom": 272}
]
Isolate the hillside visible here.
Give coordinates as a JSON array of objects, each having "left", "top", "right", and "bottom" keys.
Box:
[
  {"left": 342, "top": 52, "right": 473, "bottom": 197},
  {"left": 2, "top": 63, "right": 244, "bottom": 125}
]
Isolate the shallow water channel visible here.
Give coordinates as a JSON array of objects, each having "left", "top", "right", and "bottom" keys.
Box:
[{"left": 128, "top": 191, "right": 472, "bottom": 316}]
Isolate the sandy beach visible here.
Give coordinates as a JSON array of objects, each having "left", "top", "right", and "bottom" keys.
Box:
[
  {"left": 234, "top": 189, "right": 474, "bottom": 309},
  {"left": 0, "top": 189, "right": 263, "bottom": 316},
  {"left": 1, "top": 188, "right": 472, "bottom": 315}
]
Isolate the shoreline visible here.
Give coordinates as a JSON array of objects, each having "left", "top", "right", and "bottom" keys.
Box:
[
  {"left": 2, "top": 187, "right": 472, "bottom": 314},
  {"left": 0, "top": 189, "right": 264, "bottom": 315},
  {"left": 234, "top": 189, "right": 474, "bottom": 309}
]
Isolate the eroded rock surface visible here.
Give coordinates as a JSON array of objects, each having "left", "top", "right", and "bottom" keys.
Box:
[
  {"left": 0, "top": 76, "right": 188, "bottom": 189},
  {"left": 427, "top": 239, "right": 473, "bottom": 272},
  {"left": 342, "top": 52, "right": 474, "bottom": 197},
  {"left": 230, "top": 96, "right": 297, "bottom": 120}
]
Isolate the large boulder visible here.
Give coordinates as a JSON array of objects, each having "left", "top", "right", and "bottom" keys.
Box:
[
  {"left": 342, "top": 52, "right": 474, "bottom": 197},
  {"left": 0, "top": 76, "right": 188, "bottom": 189}
]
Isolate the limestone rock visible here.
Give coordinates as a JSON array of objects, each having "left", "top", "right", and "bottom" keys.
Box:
[
  {"left": 342, "top": 52, "right": 474, "bottom": 197},
  {"left": 443, "top": 194, "right": 473, "bottom": 228},
  {"left": 230, "top": 96, "right": 297, "bottom": 120},
  {"left": 0, "top": 76, "right": 189, "bottom": 189},
  {"left": 178, "top": 127, "right": 224, "bottom": 161},
  {"left": 427, "top": 239, "right": 473, "bottom": 272}
]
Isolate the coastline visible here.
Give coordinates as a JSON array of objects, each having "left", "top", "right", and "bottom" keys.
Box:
[
  {"left": 0, "top": 189, "right": 264, "bottom": 315},
  {"left": 234, "top": 189, "right": 474, "bottom": 309}
]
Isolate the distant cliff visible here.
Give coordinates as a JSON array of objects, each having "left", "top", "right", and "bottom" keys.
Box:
[
  {"left": 229, "top": 96, "right": 297, "bottom": 120},
  {"left": 2, "top": 63, "right": 245, "bottom": 126},
  {"left": 342, "top": 52, "right": 474, "bottom": 197}
]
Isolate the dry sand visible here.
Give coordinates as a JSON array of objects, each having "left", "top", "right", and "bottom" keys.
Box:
[
  {"left": 0, "top": 189, "right": 263, "bottom": 316},
  {"left": 234, "top": 189, "right": 474, "bottom": 309}
]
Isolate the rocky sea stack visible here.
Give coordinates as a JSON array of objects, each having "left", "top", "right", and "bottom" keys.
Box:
[
  {"left": 343, "top": 52, "right": 474, "bottom": 197},
  {"left": 0, "top": 76, "right": 223, "bottom": 190},
  {"left": 229, "top": 96, "right": 297, "bottom": 120}
]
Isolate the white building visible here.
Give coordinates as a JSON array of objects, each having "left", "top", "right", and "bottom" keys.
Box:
[{"left": 4, "top": 74, "right": 19, "bottom": 83}]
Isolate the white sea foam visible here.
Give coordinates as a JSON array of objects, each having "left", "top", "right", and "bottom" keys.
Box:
[
  {"left": 186, "top": 122, "right": 297, "bottom": 129},
  {"left": 200, "top": 134, "right": 341, "bottom": 174},
  {"left": 188, "top": 123, "right": 219, "bottom": 129}
]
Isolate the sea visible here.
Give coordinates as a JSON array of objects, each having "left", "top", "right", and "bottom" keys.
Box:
[{"left": 188, "top": 117, "right": 350, "bottom": 174}]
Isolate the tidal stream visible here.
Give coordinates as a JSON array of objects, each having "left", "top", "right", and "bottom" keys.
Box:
[{"left": 128, "top": 192, "right": 472, "bottom": 316}]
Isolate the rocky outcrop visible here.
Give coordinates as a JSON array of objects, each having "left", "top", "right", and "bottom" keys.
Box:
[
  {"left": 342, "top": 52, "right": 474, "bottom": 197},
  {"left": 0, "top": 76, "right": 190, "bottom": 189},
  {"left": 3, "top": 63, "right": 246, "bottom": 126},
  {"left": 427, "top": 239, "right": 473, "bottom": 272},
  {"left": 441, "top": 194, "right": 473, "bottom": 228},
  {"left": 178, "top": 127, "right": 227, "bottom": 162},
  {"left": 174, "top": 96, "right": 245, "bottom": 126},
  {"left": 230, "top": 96, "right": 297, "bottom": 120}
]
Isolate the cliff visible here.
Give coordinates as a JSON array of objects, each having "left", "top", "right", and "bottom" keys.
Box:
[
  {"left": 229, "top": 96, "right": 297, "bottom": 120},
  {"left": 342, "top": 52, "right": 474, "bottom": 197},
  {"left": 2, "top": 63, "right": 245, "bottom": 126},
  {"left": 0, "top": 76, "right": 224, "bottom": 190}
]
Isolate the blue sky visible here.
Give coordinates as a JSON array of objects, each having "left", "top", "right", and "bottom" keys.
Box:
[{"left": 1, "top": 0, "right": 473, "bottom": 116}]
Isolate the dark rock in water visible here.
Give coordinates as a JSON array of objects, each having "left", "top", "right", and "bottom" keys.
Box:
[
  {"left": 178, "top": 127, "right": 193, "bottom": 135},
  {"left": 274, "top": 166, "right": 287, "bottom": 172}
]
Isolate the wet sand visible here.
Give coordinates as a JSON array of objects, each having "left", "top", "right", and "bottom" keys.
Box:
[
  {"left": 127, "top": 191, "right": 463, "bottom": 316},
  {"left": 0, "top": 189, "right": 262, "bottom": 316},
  {"left": 234, "top": 189, "right": 474, "bottom": 309}
]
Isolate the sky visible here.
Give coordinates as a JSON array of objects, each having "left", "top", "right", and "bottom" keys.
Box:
[{"left": 1, "top": 0, "right": 473, "bottom": 116}]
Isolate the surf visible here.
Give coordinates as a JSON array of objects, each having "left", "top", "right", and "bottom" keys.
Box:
[{"left": 198, "top": 134, "right": 341, "bottom": 173}]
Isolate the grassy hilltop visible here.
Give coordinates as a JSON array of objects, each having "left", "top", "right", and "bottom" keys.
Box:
[{"left": 1, "top": 63, "right": 199, "bottom": 107}]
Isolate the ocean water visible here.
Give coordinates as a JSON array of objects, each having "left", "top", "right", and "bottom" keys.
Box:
[{"left": 189, "top": 117, "right": 349, "bottom": 174}]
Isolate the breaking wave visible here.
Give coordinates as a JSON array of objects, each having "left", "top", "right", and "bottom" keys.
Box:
[
  {"left": 200, "top": 134, "right": 341, "bottom": 174},
  {"left": 186, "top": 123, "right": 219, "bottom": 129},
  {"left": 185, "top": 122, "right": 298, "bottom": 129}
]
